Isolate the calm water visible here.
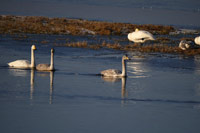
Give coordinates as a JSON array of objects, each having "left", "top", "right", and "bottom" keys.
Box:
[
  {"left": 0, "top": 0, "right": 200, "bottom": 28},
  {"left": 1, "top": 34, "right": 200, "bottom": 133}
]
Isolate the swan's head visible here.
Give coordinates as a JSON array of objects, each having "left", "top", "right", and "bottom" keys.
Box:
[
  {"left": 32, "top": 45, "right": 36, "bottom": 50},
  {"left": 135, "top": 28, "right": 139, "bottom": 32},
  {"left": 123, "top": 55, "right": 130, "bottom": 61},
  {"left": 51, "top": 48, "right": 54, "bottom": 53}
]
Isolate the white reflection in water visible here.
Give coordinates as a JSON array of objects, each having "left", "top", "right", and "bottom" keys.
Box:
[
  {"left": 9, "top": 68, "right": 29, "bottom": 77},
  {"left": 36, "top": 71, "right": 54, "bottom": 104},
  {"left": 127, "top": 60, "right": 150, "bottom": 78},
  {"left": 10, "top": 68, "right": 55, "bottom": 104},
  {"left": 101, "top": 77, "right": 127, "bottom": 104},
  {"left": 30, "top": 69, "right": 35, "bottom": 100},
  {"left": 49, "top": 71, "right": 54, "bottom": 104}
]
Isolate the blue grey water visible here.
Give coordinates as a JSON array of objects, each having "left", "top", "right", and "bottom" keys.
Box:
[
  {"left": 0, "top": 0, "right": 200, "bottom": 28},
  {"left": 1, "top": 34, "right": 200, "bottom": 133}
]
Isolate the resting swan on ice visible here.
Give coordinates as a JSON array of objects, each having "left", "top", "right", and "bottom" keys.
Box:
[{"left": 128, "top": 28, "right": 155, "bottom": 43}]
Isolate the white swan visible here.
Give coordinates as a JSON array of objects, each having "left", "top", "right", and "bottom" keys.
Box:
[
  {"left": 128, "top": 28, "right": 155, "bottom": 43},
  {"left": 36, "top": 48, "right": 55, "bottom": 71},
  {"left": 8, "top": 45, "right": 36, "bottom": 69},
  {"left": 101, "top": 55, "right": 130, "bottom": 77},
  {"left": 195, "top": 36, "right": 200, "bottom": 45},
  {"left": 179, "top": 40, "right": 191, "bottom": 50}
]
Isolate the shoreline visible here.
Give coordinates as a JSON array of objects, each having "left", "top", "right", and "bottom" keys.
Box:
[{"left": 1, "top": 15, "right": 200, "bottom": 56}]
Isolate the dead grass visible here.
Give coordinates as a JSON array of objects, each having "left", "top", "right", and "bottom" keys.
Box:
[
  {"left": 63, "top": 41, "right": 200, "bottom": 56},
  {"left": 0, "top": 15, "right": 175, "bottom": 35},
  {"left": 64, "top": 41, "right": 88, "bottom": 48}
]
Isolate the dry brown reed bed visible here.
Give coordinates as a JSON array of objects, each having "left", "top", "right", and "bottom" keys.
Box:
[
  {"left": 0, "top": 15, "right": 175, "bottom": 35},
  {"left": 62, "top": 41, "right": 200, "bottom": 56}
]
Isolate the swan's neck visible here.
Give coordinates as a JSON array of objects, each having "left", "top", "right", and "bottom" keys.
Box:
[
  {"left": 121, "top": 59, "right": 127, "bottom": 77},
  {"left": 121, "top": 77, "right": 126, "bottom": 99},
  {"left": 50, "top": 52, "right": 54, "bottom": 70},
  {"left": 31, "top": 49, "right": 35, "bottom": 68}
]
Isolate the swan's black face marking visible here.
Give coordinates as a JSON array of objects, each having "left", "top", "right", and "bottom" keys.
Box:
[{"left": 51, "top": 48, "right": 54, "bottom": 53}]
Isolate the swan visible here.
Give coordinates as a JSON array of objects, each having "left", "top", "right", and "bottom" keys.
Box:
[
  {"left": 36, "top": 48, "right": 55, "bottom": 71},
  {"left": 8, "top": 45, "right": 36, "bottom": 69},
  {"left": 195, "top": 36, "right": 200, "bottom": 45},
  {"left": 179, "top": 40, "right": 191, "bottom": 50},
  {"left": 101, "top": 55, "right": 130, "bottom": 77},
  {"left": 128, "top": 28, "right": 155, "bottom": 43}
]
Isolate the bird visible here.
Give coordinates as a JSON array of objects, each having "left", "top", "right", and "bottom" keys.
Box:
[
  {"left": 128, "top": 28, "right": 155, "bottom": 43},
  {"left": 194, "top": 36, "right": 200, "bottom": 45},
  {"left": 179, "top": 40, "right": 192, "bottom": 50},
  {"left": 8, "top": 45, "right": 36, "bottom": 69},
  {"left": 36, "top": 48, "right": 55, "bottom": 71},
  {"left": 101, "top": 55, "right": 130, "bottom": 77}
]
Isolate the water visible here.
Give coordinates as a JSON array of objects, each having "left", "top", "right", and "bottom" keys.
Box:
[
  {"left": 1, "top": 0, "right": 200, "bottom": 132},
  {"left": 1, "top": 34, "right": 200, "bottom": 133},
  {"left": 0, "top": 0, "right": 200, "bottom": 28}
]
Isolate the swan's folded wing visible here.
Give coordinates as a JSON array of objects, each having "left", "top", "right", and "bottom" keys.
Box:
[
  {"left": 36, "top": 64, "right": 50, "bottom": 70},
  {"left": 101, "top": 69, "right": 121, "bottom": 76},
  {"left": 8, "top": 60, "right": 30, "bottom": 67}
]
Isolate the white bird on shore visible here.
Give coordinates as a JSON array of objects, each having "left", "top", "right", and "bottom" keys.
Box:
[
  {"left": 101, "top": 55, "right": 130, "bottom": 77},
  {"left": 8, "top": 45, "right": 36, "bottom": 69},
  {"left": 128, "top": 28, "right": 155, "bottom": 43},
  {"left": 195, "top": 36, "right": 200, "bottom": 45},
  {"left": 179, "top": 40, "right": 191, "bottom": 50},
  {"left": 36, "top": 48, "right": 55, "bottom": 71}
]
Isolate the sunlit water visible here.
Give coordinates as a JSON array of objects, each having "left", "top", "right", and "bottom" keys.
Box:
[{"left": 0, "top": 34, "right": 200, "bottom": 133}]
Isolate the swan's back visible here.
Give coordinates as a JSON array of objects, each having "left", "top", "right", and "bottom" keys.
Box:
[
  {"left": 101, "top": 69, "right": 122, "bottom": 77},
  {"left": 36, "top": 64, "right": 51, "bottom": 71},
  {"left": 8, "top": 60, "right": 30, "bottom": 68},
  {"left": 195, "top": 36, "right": 200, "bottom": 45},
  {"left": 128, "top": 30, "right": 155, "bottom": 43}
]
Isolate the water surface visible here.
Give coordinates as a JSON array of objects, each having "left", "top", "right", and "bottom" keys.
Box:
[{"left": 0, "top": 34, "right": 200, "bottom": 133}]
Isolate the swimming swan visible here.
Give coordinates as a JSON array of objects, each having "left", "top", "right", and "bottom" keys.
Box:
[
  {"left": 8, "top": 45, "right": 36, "bottom": 69},
  {"left": 36, "top": 48, "right": 55, "bottom": 71},
  {"left": 128, "top": 28, "right": 155, "bottom": 43},
  {"left": 195, "top": 36, "right": 200, "bottom": 45},
  {"left": 101, "top": 55, "right": 130, "bottom": 77}
]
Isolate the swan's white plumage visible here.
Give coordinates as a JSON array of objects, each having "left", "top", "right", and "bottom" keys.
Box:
[
  {"left": 8, "top": 60, "right": 31, "bottom": 68},
  {"left": 128, "top": 28, "right": 155, "bottom": 43},
  {"left": 101, "top": 55, "right": 130, "bottom": 77},
  {"left": 195, "top": 36, "right": 200, "bottom": 45},
  {"left": 179, "top": 40, "right": 191, "bottom": 50},
  {"left": 8, "top": 45, "right": 36, "bottom": 69}
]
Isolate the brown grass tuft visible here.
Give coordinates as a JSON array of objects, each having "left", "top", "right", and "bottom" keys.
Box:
[{"left": 65, "top": 41, "right": 88, "bottom": 48}]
